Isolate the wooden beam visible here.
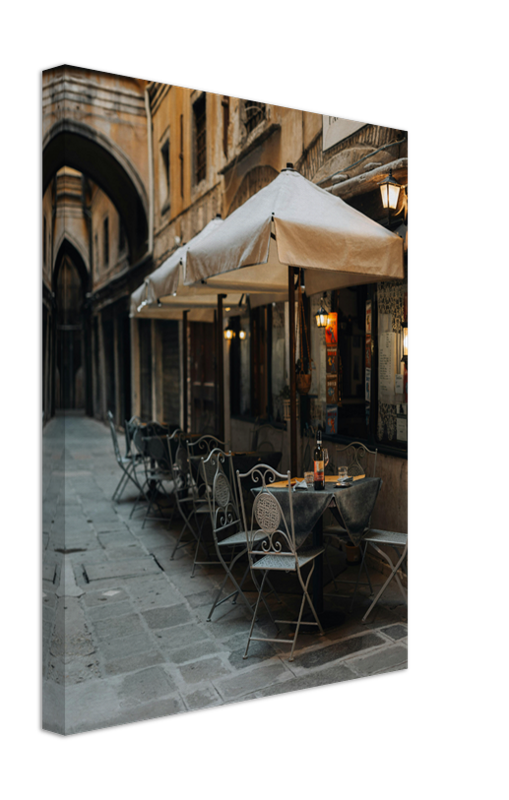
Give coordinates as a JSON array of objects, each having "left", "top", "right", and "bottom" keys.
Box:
[{"left": 327, "top": 157, "right": 408, "bottom": 201}]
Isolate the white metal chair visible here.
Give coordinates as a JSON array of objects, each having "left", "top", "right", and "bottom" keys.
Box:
[
  {"left": 236, "top": 465, "right": 324, "bottom": 662},
  {"left": 200, "top": 449, "right": 268, "bottom": 621},
  {"left": 107, "top": 411, "right": 146, "bottom": 503},
  {"left": 359, "top": 530, "right": 408, "bottom": 622},
  {"left": 323, "top": 441, "right": 379, "bottom": 602}
]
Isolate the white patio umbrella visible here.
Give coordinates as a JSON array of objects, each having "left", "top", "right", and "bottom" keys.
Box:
[
  {"left": 184, "top": 166, "right": 405, "bottom": 473},
  {"left": 130, "top": 216, "right": 287, "bottom": 435}
]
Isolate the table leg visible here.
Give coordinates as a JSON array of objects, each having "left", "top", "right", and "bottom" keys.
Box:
[{"left": 312, "top": 515, "right": 324, "bottom": 614}]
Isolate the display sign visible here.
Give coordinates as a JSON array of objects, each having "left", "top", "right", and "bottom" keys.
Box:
[
  {"left": 365, "top": 367, "right": 371, "bottom": 402},
  {"left": 365, "top": 300, "right": 372, "bottom": 334},
  {"left": 325, "top": 312, "right": 338, "bottom": 345},
  {"left": 378, "top": 331, "right": 396, "bottom": 403},
  {"left": 322, "top": 116, "right": 367, "bottom": 152},
  {"left": 326, "top": 348, "right": 337, "bottom": 374}
]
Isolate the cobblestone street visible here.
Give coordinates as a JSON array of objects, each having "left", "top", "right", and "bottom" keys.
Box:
[{"left": 43, "top": 413, "right": 407, "bottom": 735}]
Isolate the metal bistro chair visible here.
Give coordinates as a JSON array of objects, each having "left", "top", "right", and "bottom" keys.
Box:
[
  {"left": 166, "top": 433, "right": 209, "bottom": 563},
  {"left": 107, "top": 411, "right": 146, "bottom": 503},
  {"left": 129, "top": 423, "right": 155, "bottom": 518},
  {"left": 359, "top": 530, "right": 408, "bottom": 622},
  {"left": 201, "top": 449, "right": 269, "bottom": 621},
  {"left": 237, "top": 465, "right": 325, "bottom": 662},
  {"left": 137, "top": 434, "right": 181, "bottom": 528},
  {"left": 185, "top": 435, "right": 226, "bottom": 576},
  {"left": 323, "top": 441, "right": 379, "bottom": 603}
]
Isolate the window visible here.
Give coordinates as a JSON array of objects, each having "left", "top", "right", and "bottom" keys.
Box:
[
  {"left": 160, "top": 138, "right": 170, "bottom": 212},
  {"left": 243, "top": 100, "right": 266, "bottom": 134},
  {"left": 103, "top": 217, "right": 109, "bottom": 267},
  {"left": 222, "top": 96, "right": 229, "bottom": 157},
  {"left": 94, "top": 233, "right": 99, "bottom": 274},
  {"left": 193, "top": 93, "right": 207, "bottom": 184}
]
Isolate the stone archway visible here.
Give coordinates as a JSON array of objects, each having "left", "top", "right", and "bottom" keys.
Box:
[{"left": 43, "top": 121, "right": 149, "bottom": 264}]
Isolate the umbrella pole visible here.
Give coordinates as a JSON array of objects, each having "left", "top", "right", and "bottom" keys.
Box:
[
  {"left": 182, "top": 310, "right": 188, "bottom": 434},
  {"left": 217, "top": 294, "right": 226, "bottom": 442},
  {"left": 289, "top": 266, "right": 297, "bottom": 477}
]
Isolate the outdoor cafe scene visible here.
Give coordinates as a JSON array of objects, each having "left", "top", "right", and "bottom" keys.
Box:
[{"left": 42, "top": 67, "right": 408, "bottom": 734}]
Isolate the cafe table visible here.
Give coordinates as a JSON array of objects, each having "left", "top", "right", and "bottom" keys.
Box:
[{"left": 252, "top": 475, "right": 382, "bottom": 628}]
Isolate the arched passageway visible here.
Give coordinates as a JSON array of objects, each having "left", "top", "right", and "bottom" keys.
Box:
[{"left": 52, "top": 239, "right": 92, "bottom": 412}]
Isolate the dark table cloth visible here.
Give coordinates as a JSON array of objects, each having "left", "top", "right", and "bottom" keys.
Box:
[{"left": 253, "top": 477, "right": 382, "bottom": 547}]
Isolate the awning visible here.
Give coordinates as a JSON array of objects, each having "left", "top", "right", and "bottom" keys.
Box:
[{"left": 185, "top": 168, "right": 404, "bottom": 296}]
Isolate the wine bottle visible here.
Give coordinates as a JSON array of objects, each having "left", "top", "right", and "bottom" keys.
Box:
[{"left": 313, "top": 429, "right": 325, "bottom": 491}]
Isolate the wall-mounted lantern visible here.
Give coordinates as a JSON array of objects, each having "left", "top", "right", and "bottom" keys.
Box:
[
  {"left": 238, "top": 329, "right": 247, "bottom": 340},
  {"left": 401, "top": 324, "right": 408, "bottom": 366},
  {"left": 379, "top": 169, "right": 402, "bottom": 210},
  {"left": 315, "top": 296, "right": 329, "bottom": 328},
  {"left": 224, "top": 323, "right": 236, "bottom": 340}
]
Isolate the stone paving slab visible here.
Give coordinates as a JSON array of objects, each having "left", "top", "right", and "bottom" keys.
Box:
[{"left": 83, "top": 558, "right": 161, "bottom": 581}]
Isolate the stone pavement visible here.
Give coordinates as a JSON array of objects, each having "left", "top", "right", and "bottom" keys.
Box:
[{"left": 42, "top": 413, "right": 407, "bottom": 735}]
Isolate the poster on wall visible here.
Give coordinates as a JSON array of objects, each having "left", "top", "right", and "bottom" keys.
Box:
[
  {"left": 325, "top": 312, "right": 338, "bottom": 345},
  {"left": 326, "top": 405, "right": 338, "bottom": 435},
  {"left": 326, "top": 376, "right": 338, "bottom": 404},
  {"left": 326, "top": 348, "right": 337, "bottom": 374}
]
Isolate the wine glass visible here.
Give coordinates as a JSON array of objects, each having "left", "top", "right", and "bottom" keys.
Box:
[{"left": 322, "top": 448, "right": 329, "bottom": 472}]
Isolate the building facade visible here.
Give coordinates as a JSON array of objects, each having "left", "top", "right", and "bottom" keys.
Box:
[{"left": 42, "top": 65, "right": 408, "bottom": 532}]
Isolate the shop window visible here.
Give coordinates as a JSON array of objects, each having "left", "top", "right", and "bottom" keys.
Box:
[
  {"left": 193, "top": 94, "right": 207, "bottom": 184},
  {"left": 230, "top": 305, "right": 270, "bottom": 420},
  {"left": 375, "top": 280, "right": 408, "bottom": 448},
  {"left": 307, "top": 282, "right": 407, "bottom": 454},
  {"left": 229, "top": 312, "right": 251, "bottom": 417}
]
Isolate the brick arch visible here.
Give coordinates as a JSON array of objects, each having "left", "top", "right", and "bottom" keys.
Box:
[{"left": 227, "top": 165, "right": 279, "bottom": 216}]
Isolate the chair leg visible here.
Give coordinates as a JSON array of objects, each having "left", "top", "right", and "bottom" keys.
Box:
[
  {"left": 349, "top": 541, "right": 374, "bottom": 612},
  {"left": 244, "top": 571, "right": 267, "bottom": 659},
  {"left": 288, "top": 564, "right": 324, "bottom": 661},
  {"left": 362, "top": 543, "right": 408, "bottom": 622},
  {"left": 207, "top": 547, "right": 256, "bottom": 621},
  {"left": 112, "top": 470, "right": 128, "bottom": 502}
]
